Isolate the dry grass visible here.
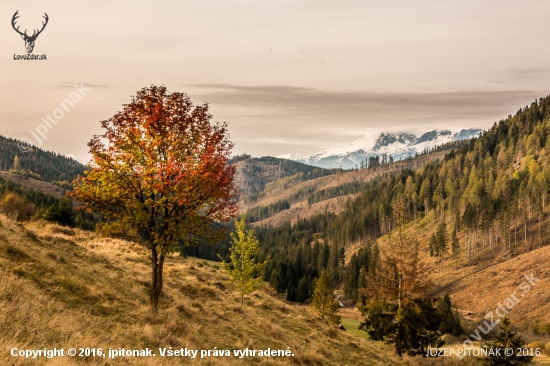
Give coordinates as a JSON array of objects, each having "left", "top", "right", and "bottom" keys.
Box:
[
  {"left": 0, "top": 170, "right": 65, "bottom": 198},
  {"left": 359, "top": 210, "right": 550, "bottom": 329},
  {"left": 0, "top": 215, "right": 404, "bottom": 365}
]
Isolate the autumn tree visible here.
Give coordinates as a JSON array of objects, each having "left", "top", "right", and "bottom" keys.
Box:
[
  {"left": 361, "top": 199, "right": 440, "bottom": 356},
  {"left": 311, "top": 269, "right": 340, "bottom": 323},
  {"left": 362, "top": 227, "right": 439, "bottom": 356},
  {"left": 0, "top": 193, "right": 35, "bottom": 221},
  {"left": 221, "top": 215, "right": 267, "bottom": 310},
  {"left": 12, "top": 155, "right": 22, "bottom": 172},
  {"left": 69, "top": 86, "right": 238, "bottom": 312},
  {"left": 369, "top": 201, "right": 432, "bottom": 308}
]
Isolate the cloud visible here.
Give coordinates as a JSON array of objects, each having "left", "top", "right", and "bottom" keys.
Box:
[
  {"left": 65, "top": 154, "right": 89, "bottom": 164},
  {"left": 187, "top": 84, "right": 550, "bottom": 156},
  {"left": 191, "top": 84, "right": 546, "bottom": 121},
  {"left": 55, "top": 82, "right": 111, "bottom": 89}
]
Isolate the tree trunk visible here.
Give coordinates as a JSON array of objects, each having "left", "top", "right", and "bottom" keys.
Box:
[
  {"left": 514, "top": 214, "right": 517, "bottom": 251},
  {"left": 150, "top": 246, "right": 165, "bottom": 313},
  {"left": 523, "top": 219, "right": 529, "bottom": 253},
  {"left": 395, "top": 325, "right": 403, "bottom": 357},
  {"left": 467, "top": 229, "right": 470, "bottom": 261},
  {"left": 539, "top": 212, "right": 542, "bottom": 248}
]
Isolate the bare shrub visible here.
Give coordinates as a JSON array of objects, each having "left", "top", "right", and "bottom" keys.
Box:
[{"left": 0, "top": 193, "right": 35, "bottom": 221}]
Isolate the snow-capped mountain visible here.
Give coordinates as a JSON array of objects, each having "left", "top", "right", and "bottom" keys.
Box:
[{"left": 284, "top": 129, "right": 482, "bottom": 169}]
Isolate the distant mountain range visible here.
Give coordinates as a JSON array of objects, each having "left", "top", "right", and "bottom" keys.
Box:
[{"left": 279, "top": 129, "right": 482, "bottom": 169}]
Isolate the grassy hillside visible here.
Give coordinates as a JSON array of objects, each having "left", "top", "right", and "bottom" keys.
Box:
[
  {"left": 0, "top": 215, "right": 404, "bottom": 366},
  {"left": 0, "top": 171, "right": 66, "bottom": 199},
  {"left": 362, "top": 211, "right": 550, "bottom": 365},
  {"left": 372, "top": 211, "right": 550, "bottom": 328}
]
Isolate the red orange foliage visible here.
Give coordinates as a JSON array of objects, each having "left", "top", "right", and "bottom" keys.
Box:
[{"left": 69, "top": 85, "right": 239, "bottom": 310}]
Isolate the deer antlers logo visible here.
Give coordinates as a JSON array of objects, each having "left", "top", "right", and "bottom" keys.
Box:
[{"left": 12, "top": 11, "right": 49, "bottom": 54}]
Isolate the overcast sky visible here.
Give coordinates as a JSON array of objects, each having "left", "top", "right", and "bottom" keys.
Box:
[{"left": 1, "top": 1, "right": 550, "bottom": 162}]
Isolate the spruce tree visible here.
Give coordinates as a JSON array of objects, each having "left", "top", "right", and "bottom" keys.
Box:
[
  {"left": 56, "top": 199, "right": 75, "bottom": 226},
  {"left": 360, "top": 297, "right": 443, "bottom": 356},
  {"left": 480, "top": 317, "right": 533, "bottom": 365},
  {"left": 339, "top": 246, "right": 345, "bottom": 267},
  {"left": 436, "top": 294, "right": 463, "bottom": 336},
  {"left": 317, "top": 242, "right": 330, "bottom": 273},
  {"left": 357, "top": 267, "right": 368, "bottom": 305},
  {"left": 343, "top": 254, "right": 358, "bottom": 301},
  {"left": 43, "top": 198, "right": 75, "bottom": 226},
  {"left": 429, "top": 222, "right": 448, "bottom": 273},
  {"left": 296, "top": 276, "right": 309, "bottom": 302},
  {"left": 328, "top": 242, "right": 340, "bottom": 280},
  {"left": 269, "top": 265, "right": 285, "bottom": 293}
]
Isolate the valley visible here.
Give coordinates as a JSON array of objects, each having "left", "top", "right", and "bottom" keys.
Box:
[
  {"left": 2, "top": 94, "right": 550, "bottom": 365},
  {"left": 238, "top": 151, "right": 447, "bottom": 225}
]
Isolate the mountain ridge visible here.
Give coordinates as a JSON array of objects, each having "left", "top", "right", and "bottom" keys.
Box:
[{"left": 283, "top": 128, "right": 482, "bottom": 169}]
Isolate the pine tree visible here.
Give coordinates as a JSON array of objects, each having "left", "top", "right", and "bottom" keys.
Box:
[
  {"left": 269, "top": 265, "right": 285, "bottom": 293},
  {"left": 221, "top": 215, "right": 268, "bottom": 309},
  {"left": 317, "top": 242, "right": 329, "bottom": 273},
  {"left": 343, "top": 254, "right": 358, "bottom": 301},
  {"left": 328, "top": 243, "right": 340, "bottom": 280},
  {"left": 429, "top": 222, "right": 448, "bottom": 273},
  {"left": 436, "top": 294, "right": 463, "bottom": 336},
  {"left": 311, "top": 269, "right": 340, "bottom": 323},
  {"left": 57, "top": 198, "right": 75, "bottom": 226},
  {"left": 360, "top": 297, "right": 444, "bottom": 356},
  {"left": 357, "top": 267, "right": 368, "bottom": 305},
  {"left": 339, "top": 246, "right": 345, "bottom": 267},
  {"left": 296, "top": 276, "right": 309, "bottom": 302},
  {"left": 480, "top": 317, "right": 533, "bottom": 365},
  {"left": 43, "top": 198, "right": 75, "bottom": 226}
]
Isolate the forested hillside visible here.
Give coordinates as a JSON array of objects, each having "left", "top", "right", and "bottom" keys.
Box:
[
  {"left": 232, "top": 154, "right": 341, "bottom": 205},
  {"left": 235, "top": 96, "right": 550, "bottom": 308},
  {"left": 0, "top": 135, "right": 86, "bottom": 183}
]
